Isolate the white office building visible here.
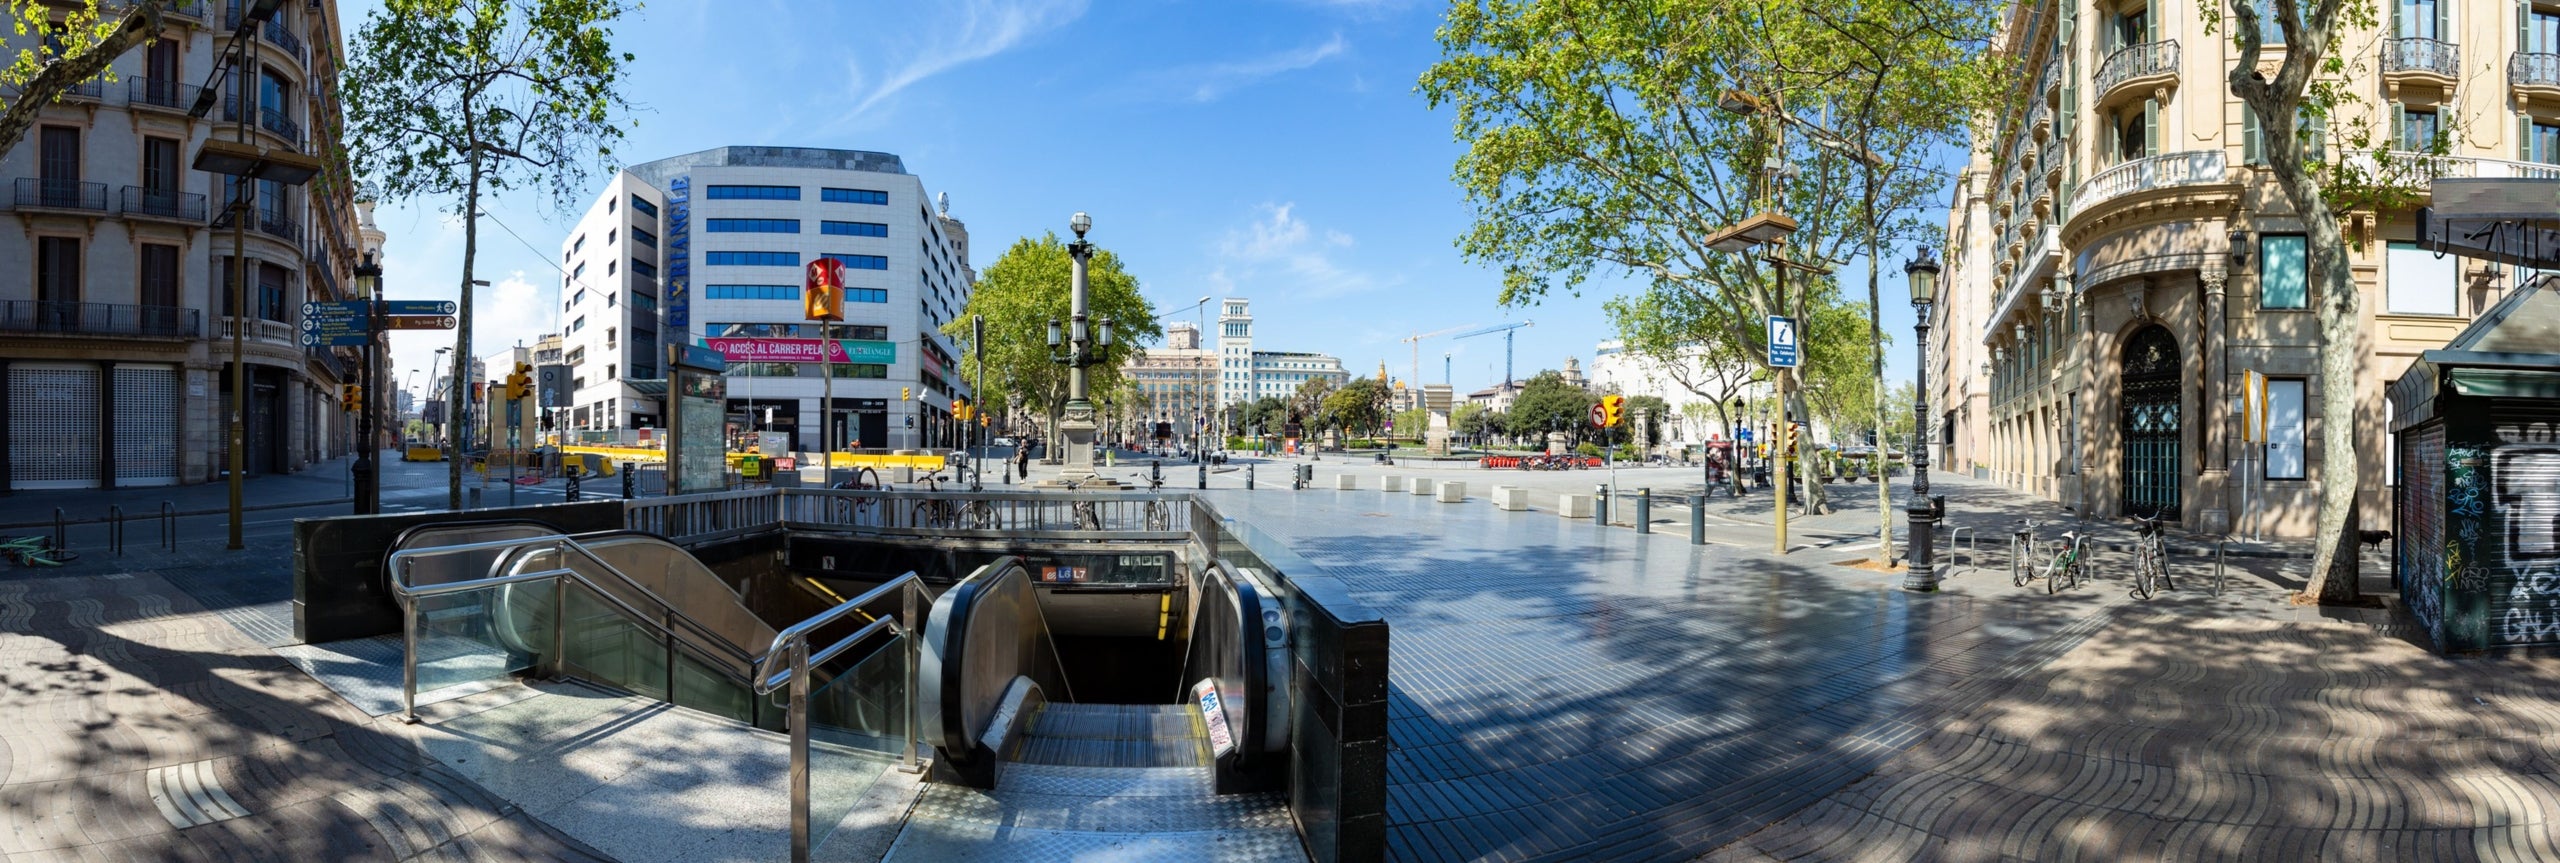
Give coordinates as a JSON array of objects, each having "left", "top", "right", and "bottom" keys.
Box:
[
  {"left": 1589, "top": 340, "right": 1761, "bottom": 446},
  {"left": 1211, "top": 298, "right": 1349, "bottom": 407},
  {"left": 556, "top": 146, "right": 975, "bottom": 452}
]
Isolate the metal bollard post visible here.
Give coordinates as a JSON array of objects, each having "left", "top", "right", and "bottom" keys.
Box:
[
  {"left": 1635, "top": 488, "right": 1651, "bottom": 534},
  {"left": 468, "top": 487, "right": 483, "bottom": 510},
  {"left": 1247, "top": 465, "right": 1256, "bottom": 490},
  {"left": 109, "top": 505, "right": 125, "bottom": 556},
  {"left": 1292, "top": 465, "right": 1303, "bottom": 491},
  {"left": 1691, "top": 495, "right": 1707, "bottom": 545},
  {"left": 53, "top": 508, "right": 65, "bottom": 551},
  {"left": 1153, "top": 460, "right": 1162, "bottom": 486},
  {"left": 1593, "top": 485, "right": 1609, "bottom": 527},
  {"left": 1198, "top": 462, "right": 1208, "bottom": 490},
  {"left": 159, "top": 501, "right": 176, "bottom": 552},
  {"left": 566, "top": 466, "right": 583, "bottom": 502},
  {"left": 623, "top": 463, "right": 637, "bottom": 499}
]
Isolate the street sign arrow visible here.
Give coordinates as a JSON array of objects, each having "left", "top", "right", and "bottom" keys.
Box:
[
  {"left": 383, "top": 315, "right": 458, "bottom": 330},
  {"left": 1589, "top": 403, "right": 1609, "bottom": 428},
  {"left": 300, "top": 300, "right": 369, "bottom": 319},
  {"left": 300, "top": 317, "right": 370, "bottom": 333},
  {"left": 299, "top": 332, "right": 370, "bottom": 347}
]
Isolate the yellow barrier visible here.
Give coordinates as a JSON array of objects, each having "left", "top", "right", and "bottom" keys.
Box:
[
  {"left": 553, "top": 447, "right": 947, "bottom": 474},
  {"left": 402, "top": 446, "right": 446, "bottom": 462}
]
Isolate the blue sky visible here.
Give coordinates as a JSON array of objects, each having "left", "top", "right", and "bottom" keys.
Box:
[{"left": 366, "top": 0, "right": 1935, "bottom": 408}]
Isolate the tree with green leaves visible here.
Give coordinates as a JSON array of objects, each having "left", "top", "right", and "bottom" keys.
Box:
[
  {"left": 946, "top": 234, "right": 1161, "bottom": 456},
  {"left": 1505, "top": 371, "right": 1593, "bottom": 445},
  {"left": 1, "top": 1, "right": 172, "bottom": 156},
  {"left": 1419, "top": 0, "right": 2001, "bottom": 526},
  {"left": 2205, "top": 0, "right": 2385, "bottom": 604},
  {"left": 1323, "top": 377, "right": 1392, "bottom": 438},
  {"left": 341, "top": 0, "right": 639, "bottom": 510},
  {"left": 1290, "top": 377, "right": 1336, "bottom": 427}
]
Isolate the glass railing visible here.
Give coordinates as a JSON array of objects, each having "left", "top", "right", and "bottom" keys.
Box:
[{"left": 407, "top": 579, "right": 540, "bottom": 697}]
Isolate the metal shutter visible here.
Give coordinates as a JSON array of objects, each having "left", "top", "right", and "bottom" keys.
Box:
[
  {"left": 113, "top": 365, "right": 181, "bottom": 486},
  {"left": 2400, "top": 424, "right": 2446, "bottom": 644},
  {"left": 8, "top": 363, "right": 101, "bottom": 489}
]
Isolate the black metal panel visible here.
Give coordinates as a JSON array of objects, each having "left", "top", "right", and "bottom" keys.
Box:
[
  {"left": 2120, "top": 325, "right": 2182, "bottom": 519},
  {"left": 2484, "top": 400, "right": 2560, "bottom": 648}
]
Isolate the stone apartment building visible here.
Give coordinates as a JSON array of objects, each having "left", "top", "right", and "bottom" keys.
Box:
[
  {"left": 1934, "top": 0, "right": 2541, "bottom": 537},
  {"left": 1, "top": 0, "right": 370, "bottom": 490}
]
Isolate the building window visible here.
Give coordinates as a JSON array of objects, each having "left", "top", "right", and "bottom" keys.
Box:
[
  {"left": 139, "top": 243, "right": 179, "bottom": 308},
  {"left": 608, "top": 197, "right": 616, "bottom": 214},
  {"left": 822, "top": 220, "right": 890, "bottom": 237},
  {"left": 822, "top": 188, "right": 888, "bottom": 205},
  {"left": 704, "top": 284, "right": 800, "bottom": 300},
  {"left": 704, "top": 184, "right": 800, "bottom": 200},
  {"left": 730, "top": 362, "right": 802, "bottom": 377},
  {"left": 821, "top": 253, "right": 889, "bottom": 270},
  {"left": 846, "top": 324, "right": 889, "bottom": 340},
  {"left": 606, "top": 364, "right": 616, "bottom": 380},
  {"left": 2399, "top": 0, "right": 2443, "bottom": 39},
  {"left": 705, "top": 218, "right": 801, "bottom": 233},
  {"left": 847, "top": 288, "right": 889, "bottom": 303},
  {"left": 36, "top": 237, "right": 80, "bottom": 304},
  {"left": 2266, "top": 378, "right": 2307, "bottom": 480},
  {"left": 607, "top": 229, "right": 617, "bottom": 245},
  {"left": 2534, "top": 6, "right": 2560, "bottom": 53},
  {"left": 829, "top": 363, "right": 890, "bottom": 378},
  {"left": 710, "top": 322, "right": 804, "bottom": 337},
  {"left": 2399, "top": 108, "right": 2441, "bottom": 151},
  {"left": 632, "top": 258, "right": 658, "bottom": 278},
  {"left": 607, "top": 261, "right": 616, "bottom": 276},
  {"left": 574, "top": 234, "right": 586, "bottom": 253},
  {"left": 572, "top": 261, "right": 586, "bottom": 280},
  {"left": 571, "top": 289, "right": 586, "bottom": 306},
  {"left": 630, "top": 195, "right": 657, "bottom": 217},
  {"left": 2386, "top": 241, "right": 2460, "bottom": 315},
  {"left": 257, "top": 262, "right": 288, "bottom": 322},
  {"left": 705, "top": 251, "right": 800, "bottom": 266},
  {"left": 2532, "top": 122, "right": 2560, "bottom": 164},
  {"left": 571, "top": 316, "right": 587, "bottom": 332},
  {"left": 633, "top": 227, "right": 658, "bottom": 248},
  {"left": 2260, "top": 234, "right": 2309, "bottom": 309}
]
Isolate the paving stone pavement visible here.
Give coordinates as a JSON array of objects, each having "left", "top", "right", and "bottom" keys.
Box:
[{"left": 0, "top": 563, "right": 610, "bottom": 861}]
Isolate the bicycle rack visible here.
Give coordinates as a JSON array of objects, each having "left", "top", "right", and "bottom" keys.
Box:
[
  {"left": 159, "top": 501, "right": 177, "bottom": 552},
  {"left": 2213, "top": 539, "right": 2229, "bottom": 595},
  {"left": 1947, "top": 525, "right": 1975, "bottom": 572},
  {"left": 108, "top": 506, "right": 124, "bottom": 557}
]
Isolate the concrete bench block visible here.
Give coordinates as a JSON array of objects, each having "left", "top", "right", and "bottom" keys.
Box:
[
  {"left": 1335, "top": 473, "right": 1357, "bottom": 490},
  {"left": 1382, "top": 475, "right": 1406, "bottom": 492},
  {"left": 1437, "top": 480, "right": 1466, "bottom": 502},
  {"left": 1493, "top": 486, "right": 1529, "bottom": 511},
  {"left": 1410, "top": 478, "right": 1434, "bottom": 495},
  {"left": 1558, "top": 493, "right": 1594, "bottom": 519}
]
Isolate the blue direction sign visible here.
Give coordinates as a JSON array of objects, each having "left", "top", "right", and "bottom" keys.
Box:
[
  {"left": 1738, "top": 428, "right": 1755, "bottom": 443},
  {"left": 299, "top": 333, "right": 369, "bottom": 347},
  {"left": 301, "top": 316, "right": 369, "bottom": 333},
  {"left": 301, "top": 300, "right": 368, "bottom": 319},
  {"left": 383, "top": 300, "right": 457, "bottom": 316}
]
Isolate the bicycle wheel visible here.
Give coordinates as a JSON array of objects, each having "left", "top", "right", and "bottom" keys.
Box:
[
  {"left": 2046, "top": 554, "right": 2068, "bottom": 595},
  {"left": 1144, "top": 502, "right": 1170, "bottom": 532},
  {"left": 1074, "top": 503, "right": 1102, "bottom": 531},
  {"left": 961, "top": 501, "right": 996, "bottom": 530}
]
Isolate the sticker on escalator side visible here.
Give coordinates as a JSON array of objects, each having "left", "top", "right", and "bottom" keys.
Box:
[{"left": 1194, "top": 680, "right": 1237, "bottom": 757}]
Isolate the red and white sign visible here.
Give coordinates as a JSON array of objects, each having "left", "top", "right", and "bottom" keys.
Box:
[{"left": 703, "top": 338, "right": 892, "bottom": 364}]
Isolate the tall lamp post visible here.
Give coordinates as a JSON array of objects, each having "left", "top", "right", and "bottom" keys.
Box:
[
  {"left": 1044, "top": 212, "right": 1116, "bottom": 487},
  {"left": 1901, "top": 246, "right": 1944, "bottom": 590},
  {"left": 351, "top": 253, "right": 383, "bottom": 513}
]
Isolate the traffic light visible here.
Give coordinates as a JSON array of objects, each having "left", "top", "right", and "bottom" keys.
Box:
[
  {"left": 900, "top": 386, "right": 911, "bottom": 402},
  {"left": 1600, "top": 394, "right": 1625, "bottom": 428},
  {"left": 340, "top": 384, "right": 362, "bottom": 412},
  {"left": 504, "top": 362, "right": 531, "bottom": 401},
  {"left": 954, "top": 398, "right": 972, "bottom": 422}
]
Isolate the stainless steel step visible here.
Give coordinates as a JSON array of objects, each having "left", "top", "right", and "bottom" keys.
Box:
[
  {"left": 993, "top": 763, "right": 1216, "bottom": 797},
  {"left": 881, "top": 817, "right": 1305, "bottom": 863},
  {"left": 1008, "top": 702, "right": 1209, "bottom": 768},
  {"left": 912, "top": 783, "right": 1292, "bottom": 833}
]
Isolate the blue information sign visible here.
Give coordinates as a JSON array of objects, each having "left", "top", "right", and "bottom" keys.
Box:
[
  {"left": 301, "top": 316, "right": 369, "bottom": 333},
  {"left": 299, "top": 333, "right": 369, "bottom": 347},
  {"left": 300, "top": 300, "right": 368, "bottom": 319},
  {"left": 1766, "top": 315, "right": 1800, "bottom": 368},
  {"left": 1738, "top": 428, "right": 1755, "bottom": 443},
  {"left": 382, "top": 300, "right": 458, "bottom": 316}
]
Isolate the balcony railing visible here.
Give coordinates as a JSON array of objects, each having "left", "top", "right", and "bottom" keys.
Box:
[
  {"left": 223, "top": 2, "right": 309, "bottom": 64},
  {"left": 2383, "top": 38, "right": 2459, "bottom": 78},
  {"left": 157, "top": 0, "right": 207, "bottom": 22},
  {"left": 12, "top": 177, "right": 109, "bottom": 212},
  {"left": 306, "top": 344, "right": 352, "bottom": 380},
  {"left": 2513, "top": 52, "right": 2560, "bottom": 90},
  {"left": 256, "top": 208, "right": 301, "bottom": 243},
  {"left": 0, "top": 301, "right": 200, "bottom": 338},
  {"left": 216, "top": 316, "right": 296, "bottom": 345},
  {"left": 221, "top": 94, "right": 303, "bottom": 147},
  {"left": 2074, "top": 150, "right": 2227, "bottom": 216},
  {"left": 2345, "top": 151, "right": 2560, "bottom": 182},
  {"left": 2096, "top": 40, "right": 2180, "bottom": 98},
  {"left": 121, "top": 186, "right": 207, "bottom": 221},
  {"left": 127, "top": 78, "right": 207, "bottom": 112}
]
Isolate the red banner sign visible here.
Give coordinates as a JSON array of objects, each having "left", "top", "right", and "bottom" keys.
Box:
[{"left": 703, "top": 337, "right": 897, "bottom": 364}]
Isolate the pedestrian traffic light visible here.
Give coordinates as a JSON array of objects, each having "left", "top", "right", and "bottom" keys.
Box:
[{"left": 340, "top": 384, "right": 361, "bottom": 412}]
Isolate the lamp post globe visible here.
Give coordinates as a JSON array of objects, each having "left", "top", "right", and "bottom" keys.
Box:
[
  {"left": 1901, "top": 246, "right": 1943, "bottom": 591},
  {"left": 1070, "top": 211, "right": 1092, "bottom": 238}
]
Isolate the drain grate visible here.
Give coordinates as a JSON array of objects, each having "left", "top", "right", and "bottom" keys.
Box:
[{"left": 146, "top": 759, "right": 252, "bottom": 828}]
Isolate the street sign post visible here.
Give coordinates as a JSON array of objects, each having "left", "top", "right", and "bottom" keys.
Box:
[
  {"left": 300, "top": 300, "right": 369, "bottom": 319},
  {"left": 383, "top": 315, "right": 458, "bottom": 330},
  {"left": 382, "top": 300, "right": 458, "bottom": 317},
  {"left": 299, "top": 333, "right": 369, "bottom": 347},
  {"left": 1766, "top": 315, "right": 1800, "bottom": 368}
]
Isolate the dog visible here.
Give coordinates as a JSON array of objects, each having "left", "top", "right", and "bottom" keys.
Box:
[{"left": 2358, "top": 529, "right": 2392, "bottom": 552}]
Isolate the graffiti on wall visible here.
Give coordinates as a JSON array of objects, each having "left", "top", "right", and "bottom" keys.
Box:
[
  {"left": 2401, "top": 427, "right": 2445, "bottom": 639},
  {"left": 2493, "top": 436, "right": 2560, "bottom": 644}
]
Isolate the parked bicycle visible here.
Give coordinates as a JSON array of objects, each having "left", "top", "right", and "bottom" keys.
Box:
[
  {"left": 0, "top": 535, "right": 75, "bottom": 567},
  {"left": 2012, "top": 520, "right": 2084, "bottom": 595},
  {"left": 2128, "top": 511, "right": 2175, "bottom": 600}
]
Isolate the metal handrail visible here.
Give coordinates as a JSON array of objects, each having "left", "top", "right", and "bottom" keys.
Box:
[
  {"left": 390, "top": 534, "right": 763, "bottom": 721},
  {"left": 751, "top": 571, "right": 927, "bottom": 863}
]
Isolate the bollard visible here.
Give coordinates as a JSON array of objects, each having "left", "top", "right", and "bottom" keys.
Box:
[
  {"left": 1247, "top": 464, "right": 1256, "bottom": 490},
  {"left": 1593, "top": 485, "right": 1609, "bottom": 527},
  {"left": 566, "top": 466, "right": 583, "bottom": 502},
  {"left": 468, "top": 487, "right": 483, "bottom": 510},
  {"left": 109, "top": 505, "right": 125, "bottom": 556},
  {"left": 1292, "top": 466, "right": 1303, "bottom": 491},
  {"left": 1691, "top": 495, "right": 1707, "bottom": 545},
  {"left": 1636, "top": 488, "right": 1651, "bottom": 534},
  {"left": 159, "top": 501, "right": 176, "bottom": 552},
  {"left": 623, "top": 464, "right": 638, "bottom": 499},
  {"left": 53, "top": 508, "right": 65, "bottom": 551},
  {"left": 1198, "top": 462, "right": 1208, "bottom": 490},
  {"left": 1153, "top": 460, "right": 1162, "bottom": 486}
]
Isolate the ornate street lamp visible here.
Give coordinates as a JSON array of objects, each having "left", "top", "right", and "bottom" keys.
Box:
[
  {"left": 1044, "top": 212, "right": 1118, "bottom": 486},
  {"left": 1902, "top": 246, "right": 1944, "bottom": 591}
]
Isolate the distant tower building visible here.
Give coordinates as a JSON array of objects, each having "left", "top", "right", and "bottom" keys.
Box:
[
  {"left": 1218, "top": 298, "right": 1254, "bottom": 407},
  {"left": 1562, "top": 356, "right": 1586, "bottom": 389}
]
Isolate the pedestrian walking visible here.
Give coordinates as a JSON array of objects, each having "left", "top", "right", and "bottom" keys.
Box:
[{"left": 1016, "top": 445, "right": 1031, "bottom": 481}]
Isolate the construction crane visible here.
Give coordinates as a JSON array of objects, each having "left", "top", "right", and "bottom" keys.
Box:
[
  {"left": 1400, "top": 323, "right": 1478, "bottom": 392},
  {"left": 1454, "top": 320, "right": 1535, "bottom": 389}
]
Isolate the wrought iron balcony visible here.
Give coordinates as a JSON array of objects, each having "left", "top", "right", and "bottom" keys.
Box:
[
  {"left": 221, "top": 94, "right": 303, "bottom": 147},
  {"left": 158, "top": 0, "right": 207, "bottom": 22},
  {"left": 256, "top": 208, "right": 301, "bottom": 243},
  {"left": 2096, "top": 40, "right": 2180, "bottom": 102},
  {"left": 223, "top": 2, "right": 308, "bottom": 64},
  {"left": 12, "top": 177, "right": 109, "bottom": 212},
  {"left": 2382, "top": 38, "right": 2459, "bottom": 80},
  {"left": 0, "top": 301, "right": 200, "bottom": 338},
  {"left": 126, "top": 78, "right": 206, "bottom": 112},
  {"left": 120, "top": 186, "right": 206, "bottom": 222},
  {"left": 2512, "top": 52, "right": 2560, "bottom": 93},
  {"left": 2074, "top": 150, "right": 2228, "bottom": 216}
]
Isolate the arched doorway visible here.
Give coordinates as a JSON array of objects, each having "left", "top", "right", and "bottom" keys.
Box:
[{"left": 2121, "top": 325, "right": 2181, "bottom": 518}]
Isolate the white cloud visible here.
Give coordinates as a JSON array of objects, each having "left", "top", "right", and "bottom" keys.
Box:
[
  {"left": 1165, "top": 34, "right": 1348, "bottom": 102},
  {"left": 850, "top": 0, "right": 1088, "bottom": 117},
  {"left": 1214, "top": 202, "right": 1385, "bottom": 299}
]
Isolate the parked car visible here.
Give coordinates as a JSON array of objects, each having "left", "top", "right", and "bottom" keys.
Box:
[{"left": 992, "top": 436, "right": 1018, "bottom": 448}]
